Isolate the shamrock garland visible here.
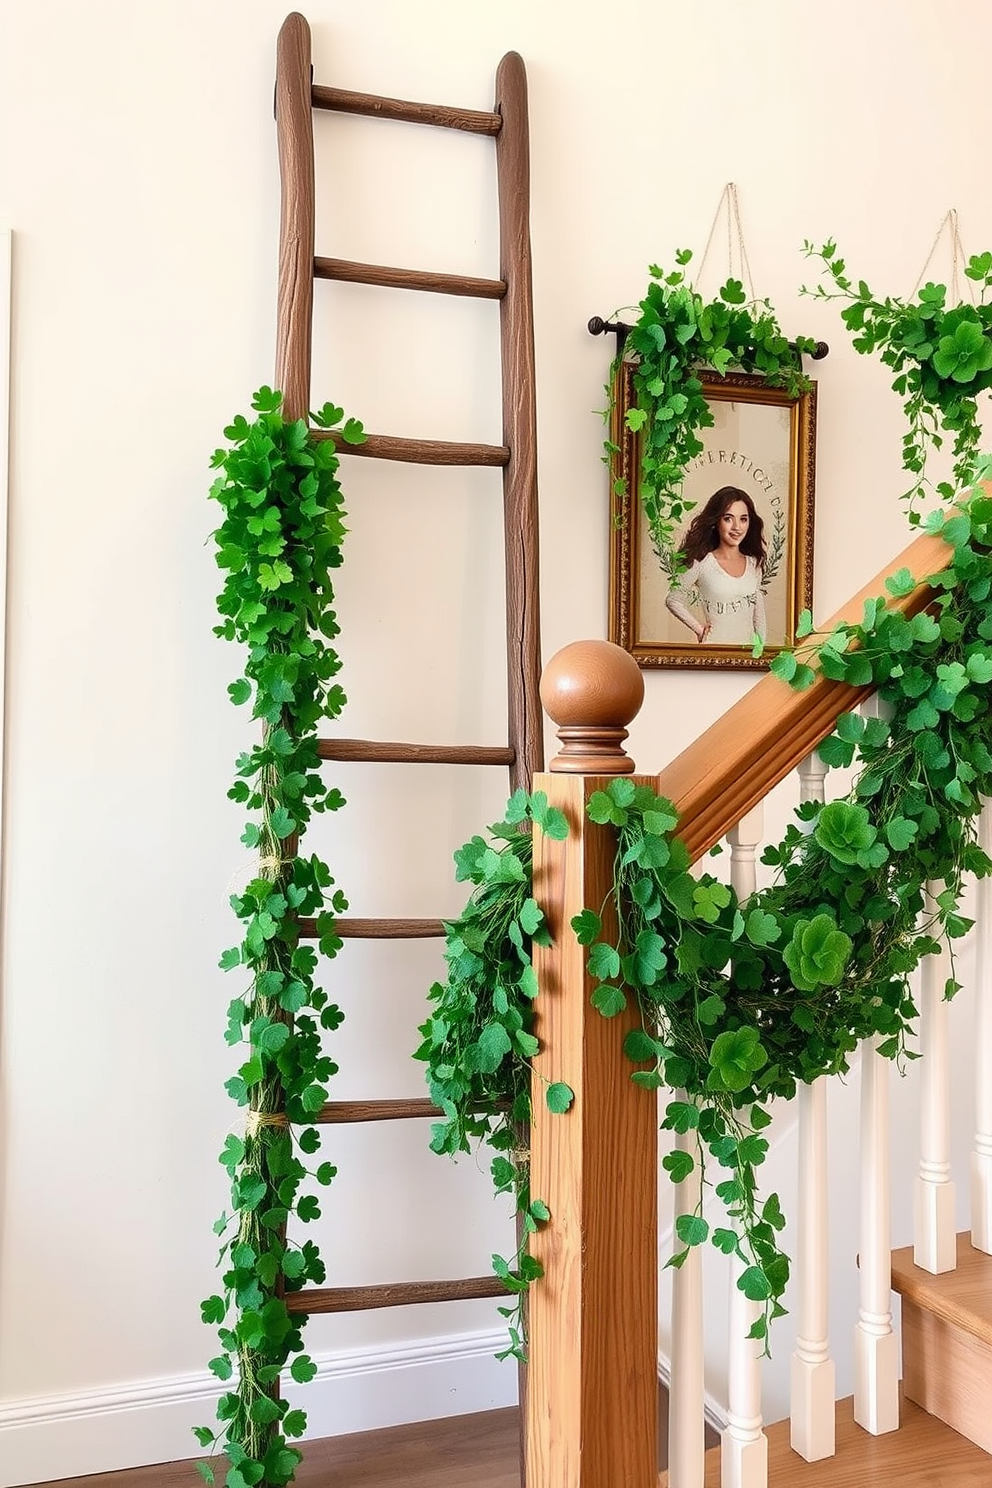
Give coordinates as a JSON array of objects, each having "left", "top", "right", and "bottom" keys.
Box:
[
  {"left": 804, "top": 241, "right": 992, "bottom": 520},
  {"left": 415, "top": 789, "right": 570, "bottom": 1359},
  {"left": 424, "top": 475, "right": 992, "bottom": 1349},
  {"left": 198, "top": 389, "right": 364, "bottom": 1486},
  {"left": 608, "top": 250, "right": 815, "bottom": 565}
]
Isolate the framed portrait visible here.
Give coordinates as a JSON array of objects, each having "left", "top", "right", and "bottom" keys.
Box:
[{"left": 608, "top": 364, "right": 816, "bottom": 669}]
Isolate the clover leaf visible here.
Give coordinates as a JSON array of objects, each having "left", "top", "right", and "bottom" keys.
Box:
[
  {"left": 708, "top": 1027, "right": 767, "bottom": 1093},
  {"left": 932, "top": 317, "right": 992, "bottom": 383},
  {"left": 783, "top": 913, "right": 853, "bottom": 992},
  {"left": 813, "top": 800, "right": 876, "bottom": 864}
]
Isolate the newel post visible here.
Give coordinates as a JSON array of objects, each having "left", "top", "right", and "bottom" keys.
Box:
[{"left": 526, "top": 641, "right": 658, "bottom": 1488}]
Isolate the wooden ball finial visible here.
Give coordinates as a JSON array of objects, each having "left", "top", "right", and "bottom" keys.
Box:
[{"left": 540, "top": 640, "right": 644, "bottom": 773}]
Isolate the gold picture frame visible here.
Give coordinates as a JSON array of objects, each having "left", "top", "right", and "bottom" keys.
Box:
[{"left": 608, "top": 364, "right": 817, "bottom": 669}]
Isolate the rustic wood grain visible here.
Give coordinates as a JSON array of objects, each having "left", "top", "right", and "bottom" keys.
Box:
[
  {"left": 314, "top": 1097, "right": 441, "bottom": 1123},
  {"left": 310, "top": 427, "right": 509, "bottom": 466},
  {"left": 284, "top": 1275, "right": 511, "bottom": 1314},
  {"left": 659, "top": 1394, "right": 992, "bottom": 1486},
  {"left": 274, "top": 13, "right": 315, "bottom": 421},
  {"left": 314, "top": 256, "right": 506, "bottom": 299},
  {"left": 656, "top": 531, "right": 952, "bottom": 862},
  {"left": 528, "top": 773, "right": 659, "bottom": 1488},
  {"left": 494, "top": 53, "right": 543, "bottom": 795},
  {"left": 297, "top": 917, "right": 445, "bottom": 939},
  {"left": 311, "top": 83, "right": 502, "bottom": 135},
  {"left": 316, "top": 737, "right": 514, "bottom": 766}
]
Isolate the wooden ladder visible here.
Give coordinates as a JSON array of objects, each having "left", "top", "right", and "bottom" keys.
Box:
[{"left": 272, "top": 8, "right": 543, "bottom": 1332}]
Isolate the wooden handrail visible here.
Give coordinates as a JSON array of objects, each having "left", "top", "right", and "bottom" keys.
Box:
[{"left": 657, "top": 529, "right": 952, "bottom": 862}]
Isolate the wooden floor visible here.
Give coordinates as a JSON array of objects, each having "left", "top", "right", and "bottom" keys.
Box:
[
  {"left": 27, "top": 1412, "right": 520, "bottom": 1488},
  {"left": 22, "top": 1398, "right": 992, "bottom": 1488},
  {"left": 23, "top": 1390, "right": 698, "bottom": 1488},
  {"left": 659, "top": 1396, "right": 992, "bottom": 1488}
]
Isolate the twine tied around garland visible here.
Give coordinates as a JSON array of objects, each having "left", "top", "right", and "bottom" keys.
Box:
[
  {"left": 695, "top": 181, "right": 759, "bottom": 304},
  {"left": 244, "top": 1110, "right": 290, "bottom": 1136}
]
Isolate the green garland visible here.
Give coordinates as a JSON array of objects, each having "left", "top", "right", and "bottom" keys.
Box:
[
  {"left": 803, "top": 241, "right": 992, "bottom": 520},
  {"left": 422, "top": 475, "right": 992, "bottom": 1349},
  {"left": 414, "top": 790, "right": 570, "bottom": 1359},
  {"left": 197, "top": 388, "right": 364, "bottom": 1487},
  {"left": 609, "top": 250, "right": 815, "bottom": 565}
]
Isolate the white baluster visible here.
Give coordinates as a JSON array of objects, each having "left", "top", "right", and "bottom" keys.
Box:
[
  {"left": 797, "top": 748, "right": 828, "bottom": 808},
  {"left": 670, "top": 1123, "right": 705, "bottom": 1488},
  {"left": 722, "top": 1285, "right": 768, "bottom": 1488},
  {"left": 853, "top": 1036, "right": 900, "bottom": 1434},
  {"left": 972, "top": 800, "right": 992, "bottom": 1254},
  {"left": 789, "top": 750, "right": 836, "bottom": 1461},
  {"left": 791, "top": 1078, "right": 835, "bottom": 1459},
  {"left": 722, "top": 806, "right": 767, "bottom": 1488},
  {"left": 914, "top": 882, "right": 956, "bottom": 1272},
  {"left": 728, "top": 804, "right": 762, "bottom": 900}
]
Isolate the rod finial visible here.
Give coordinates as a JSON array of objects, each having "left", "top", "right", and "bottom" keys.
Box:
[{"left": 540, "top": 640, "right": 644, "bottom": 774}]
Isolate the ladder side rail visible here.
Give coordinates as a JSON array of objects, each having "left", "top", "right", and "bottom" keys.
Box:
[
  {"left": 275, "top": 12, "right": 316, "bottom": 421},
  {"left": 494, "top": 52, "right": 543, "bottom": 791}
]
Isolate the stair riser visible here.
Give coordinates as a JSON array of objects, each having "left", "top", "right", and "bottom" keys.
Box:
[{"left": 902, "top": 1298, "right": 992, "bottom": 1454}]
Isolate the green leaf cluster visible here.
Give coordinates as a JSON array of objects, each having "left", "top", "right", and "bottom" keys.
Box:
[
  {"left": 612, "top": 252, "right": 814, "bottom": 562},
  {"left": 199, "top": 390, "right": 364, "bottom": 1484},
  {"left": 414, "top": 790, "right": 568, "bottom": 1358},
  {"left": 425, "top": 478, "right": 992, "bottom": 1352},
  {"left": 803, "top": 241, "right": 992, "bottom": 517}
]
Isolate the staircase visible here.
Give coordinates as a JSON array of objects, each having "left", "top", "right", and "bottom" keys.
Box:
[
  {"left": 658, "top": 1235, "right": 992, "bottom": 1485},
  {"left": 520, "top": 524, "right": 992, "bottom": 1488}
]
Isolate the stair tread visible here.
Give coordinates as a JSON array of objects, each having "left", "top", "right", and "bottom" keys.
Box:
[
  {"left": 658, "top": 1394, "right": 991, "bottom": 1487},
  {"left": 891, "top": 1231, "right": 992, "bottom": 1346}
]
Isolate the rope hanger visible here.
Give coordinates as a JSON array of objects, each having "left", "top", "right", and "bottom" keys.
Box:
[
  {"left": 910, "top": 208, "right": 974, "bottom": 304},
  {"left": 587, "top": 181, "right": 828, "bottom": 360},
  {"left": 696, "top": 182, "right": 759, "bottom": 304}
]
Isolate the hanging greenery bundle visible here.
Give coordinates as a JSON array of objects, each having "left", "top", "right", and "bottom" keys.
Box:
[
  {"left": 607, "top": 248, "right": 816, "bottom": 565},
  {"left": 424, "top": 475, "right": 992, "bottom": 1348},
  {"left": 803, "top": 234, "right": 992, "bottom": 521},
  {"left": 197, "top": 388, "right": 364, "bottom": 1487},
  {"left": 415, "top": 789, "right": 570, "bottom": 1359}
]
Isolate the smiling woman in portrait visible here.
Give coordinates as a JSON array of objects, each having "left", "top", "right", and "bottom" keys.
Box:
[{"left": 665, "top": 485, "right": 767, "bottom": 645}]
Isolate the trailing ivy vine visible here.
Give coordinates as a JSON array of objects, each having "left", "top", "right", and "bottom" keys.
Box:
[
  {"left": 415, "top": 789, "right": 570, "bottom": 1360},
  {"left": 425, "top": 475, "right": 992, "bottom": 1350},
  {"left": 608, "top": 250, "right": 816, "bottom": 565},
  {"left": 197, "top": 388, "right": 364, "bottom": 1487},
  {"left": 803, "top": 240, "right": 992, "bottom": 520}
]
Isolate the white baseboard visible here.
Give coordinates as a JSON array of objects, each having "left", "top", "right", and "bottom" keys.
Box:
[{"left": 0, "top": 1328, "right": 518, "bottom": 1488}]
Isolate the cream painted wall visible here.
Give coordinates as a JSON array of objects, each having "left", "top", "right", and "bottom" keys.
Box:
[{"left": 0, "top": 0, "right": 991, "bottom": 1472}]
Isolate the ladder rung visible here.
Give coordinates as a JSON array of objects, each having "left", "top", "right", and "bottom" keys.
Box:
[
  {"left": 314, "top": 256, "right": 506, "bottom": 300},
  {"left": 316, "top": 738, "right": 514, "bottom": 766},
  {"left": 298, "top": 917, "right": 446, "bottom": 940},
  {"left": 312, "top": 429, "right": 509, "bottom": 467},
  {"left": 311, "top": 84, "right": 502, "bottom": 136},
  {"left": 285, "top": 1275, "right": 512, "bottom": 1314},
  {"left": 314, "top": 1098, "right": 441, "bottom": 1124}
]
